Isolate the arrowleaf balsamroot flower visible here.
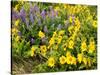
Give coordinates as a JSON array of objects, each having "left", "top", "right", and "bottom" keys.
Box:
[
  {"left": 48, "top": 37, "right": 55, "bottom": 47},
  {"left": 77, "top": 53, "right": 83, "bottom": 63},
  {"left": 38, "top": 31, "right": 45, "bottom": 38},
  {"left": 14, "top": 4, "right": 19, "bottom": 11},
  {"left": 48, "top": 57, "right": 55, "bottom": 67},
  {"left": 92, "top": 20, "right": 97, "bottom": 28},
  {"left": 88, "top": 38, "right": 96, "bottom": 53},
  {"left": 31, "top": 46, "right": 35, "bottom": 57},
  {"left": 59, "top": 55, "right": 66, "bottom": 64},
  {"left": 58, "top": 30, "right": 65, "bottom": 36},
  {"left": 74, "top": 17, "right": 80, "bottom": 26},
  {"left": 66, "top": 51, "right": 72, "bottom": 64},
  {"left": 83, "top": 57, "right": 87, "bottom": 65},
  {"left": 68, "top": 39, "right": 74, "bottom": 49},
  {"left": 12, "top": 28, "right": 18, "bottom": 36},
  {"left": 15, "top": 19, "right": 20, "bottom": 26},
  {"left": 66, "top": 55, "right": 73, "bottom": 65},
  {"left": 54, "top": 6, "right": 60, "bottom": 11},
  {"left": 66, "top": 51, "right": 71, "bottom": 57},
  {"left": 15, "top": 36, "right": 20, "bottom": 42},
  {"left": 68, "top": 25, "right": 74, "bottom": 34},
  {"left": 62, "top": 43, "right": 67, "bottom": 51},
  {"left": 57, "top": 36, "right": 62, "bottom": 44},
  {"left": 81, "top": 40, "right": 87, "bottom": 52},
  {"left": 87, "top": 58, "right": 91, "bottom": 67},
  {"left": 72, "top": 56, "right": 77, "bottom": 65},
  {"left": 53, "top": 31, "right": 57, "bottom": 37},
  {"left": 66, "top": 51, "right": 76, "bottom": 65},
  {"left": 40, "top": 45, "right": 47, "bottom": 56},
  {"left": 69, "top": 16, "right": 73, "bottom": 23}
]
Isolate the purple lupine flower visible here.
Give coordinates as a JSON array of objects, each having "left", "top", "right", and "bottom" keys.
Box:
[
  {"left": 43, "top": 25, "right": 48, "bottom": 33},
  {"left": 30, "top": 38, "right": 35, "bottom": 44},
  {"left": 29, "top": 3, "right": 34, "bottom": 25},
  {"left": 51, "top": 9, "right": 55, "bottom": 19},
  {"left": 12, "top": 9, "right": 19, "bottom": 20},
  {"left": 49, "top": 6, "right": 56, "bottom": 19},
  {"left": 19, "top": 7, "right": 26, "bottom": 23},
  {"left": 18, "top": 31, "right": 22, "bottom": 36},
  {"left": 72, "top": 16, "right": 75, "bottom": 25},
  {"left": 47, "top": 11, "right": 50, "bottom": 18},
  {"left": 29, "top": 2, "right": 33, "bottom": 13},
  {"left": 30, "top": 13, "right": 34, "bottom": 24},
  {"left": 41, "top": 37, "right": 47, "bottom": 44},
  {"left": 35, "top": 16, "right": 41, "bottom": 26},
  {"left": 38, "top": 18, "right": 41, "bottom": 26},
  {"left": 72, "top": 15, "right": 75, "bottom": 19},
  {"left": 41, "top": 10, "right": 46, "bottom": 19},
  {"left": 26, "top": 19, "right": 29, "bottom": 27},
  {"left": 33, "top": 4, "right": 39, "bottom": 12},
  {"left": 55, "top": 10, "right": 58, "bottom": 17},
  {"left": 57, "top": 24, "right": 62, "bottom": 30},
  {"left": 64, "top": 20, "right": 69, "bottom": 28}
]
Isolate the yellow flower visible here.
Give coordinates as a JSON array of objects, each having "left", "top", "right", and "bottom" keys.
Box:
[
  {"left": 77, "top": 53, "right": 83, "bottom": 63},
  {"left": 53, "top": 45, "right": 58, "bottom": 50},
  {"left": 64, "top": 20, "right": 67, "bottom": 25},
  {"left": 88, "top": 40, "right": 96, "bottom": 53},
  {"left": 53, "top": 31, "right": 57, "bottom": 37},
  {"left": 59, "top": 56, "right": 66, "bottom": 64},
  {"left": 87, "top": 58, "right": 91, "bottom": 67},
  {"left": 92, "top": 20, "right": 97, "bottom": 28},
  {"left": 48, "top": 57, "right": 55, "bottom": 67},
  {"left": 66, "top": 51, "right": 76, "bottom": 65},
  {"left": 69, "top": 16, "right": 73, "bottom": 23},
  {"left": 49, "top": 37, "right": 55, "bottom": 46},
  {"left": 40, "top": 45, "right": 47, "bottom": 56},
  {"left": 15, "top": 36, "right": 20, "bottom": 42},
  {"left": 38, "top": 31, "right": 45, "bottom": 38},
  {"left": 64, "top": 48, "right": 66, "bottom": 51},
  {"left": 57, "top": 36, "right": 62, "bottom": 44},
  {"left": 12, "top": 28, "right": 18, "bottom": 34},
  {"left": 19, "top": 0, "right": 24, "bottom": 4},
  {"left": 66, "top": 55, "right": 73, "bottom": 64},
  {"left": 55, "top": 6, "right": 60, "bottom": 11},
  {"left": 81, "top": 41, "right": 87, "bottom": 52},
  {"left": 72, "top": 56, "right": 77, "bottom": 65},
  {"left": 58, "top": 30, "right": 65, "bottom": 36},
  {"left": 83, "top": 57, "right": 87, "bottom": 65},
  {"left": 66, "top": 51, "right": 71, "bottom": 57},
  {"left": 62, "top": 43, "right": 67, "bottom": 51},
  {"left": 74, "top": 18, "right": 80, "bottom": 31},
  {"left": 87, "top": 15, "right": 92, "bottom": 21},
  {"left": 68, "top": 25, "right": 74, "bottom": 34},
  {"left": 15, "top": 19, "right": 20, "bottom": 26},
  {"left": 31, "top": 46, "right": 35, "bottom": 56},
  {"left": 14, "top": 4, "right": 19, "bottom": 11},
  {"left": 74, "top": 17, "right": 80, "bottom": 26},
  {"left": 68, "top": 40, "right": 74, "bottom": 49},
  {"left": 64, "top": 4, "right": 67, "bottom": 9}
]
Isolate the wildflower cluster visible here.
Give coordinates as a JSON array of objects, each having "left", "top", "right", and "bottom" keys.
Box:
[{"left": 12, "top": 1, "right": 97, "bottom": 73}]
